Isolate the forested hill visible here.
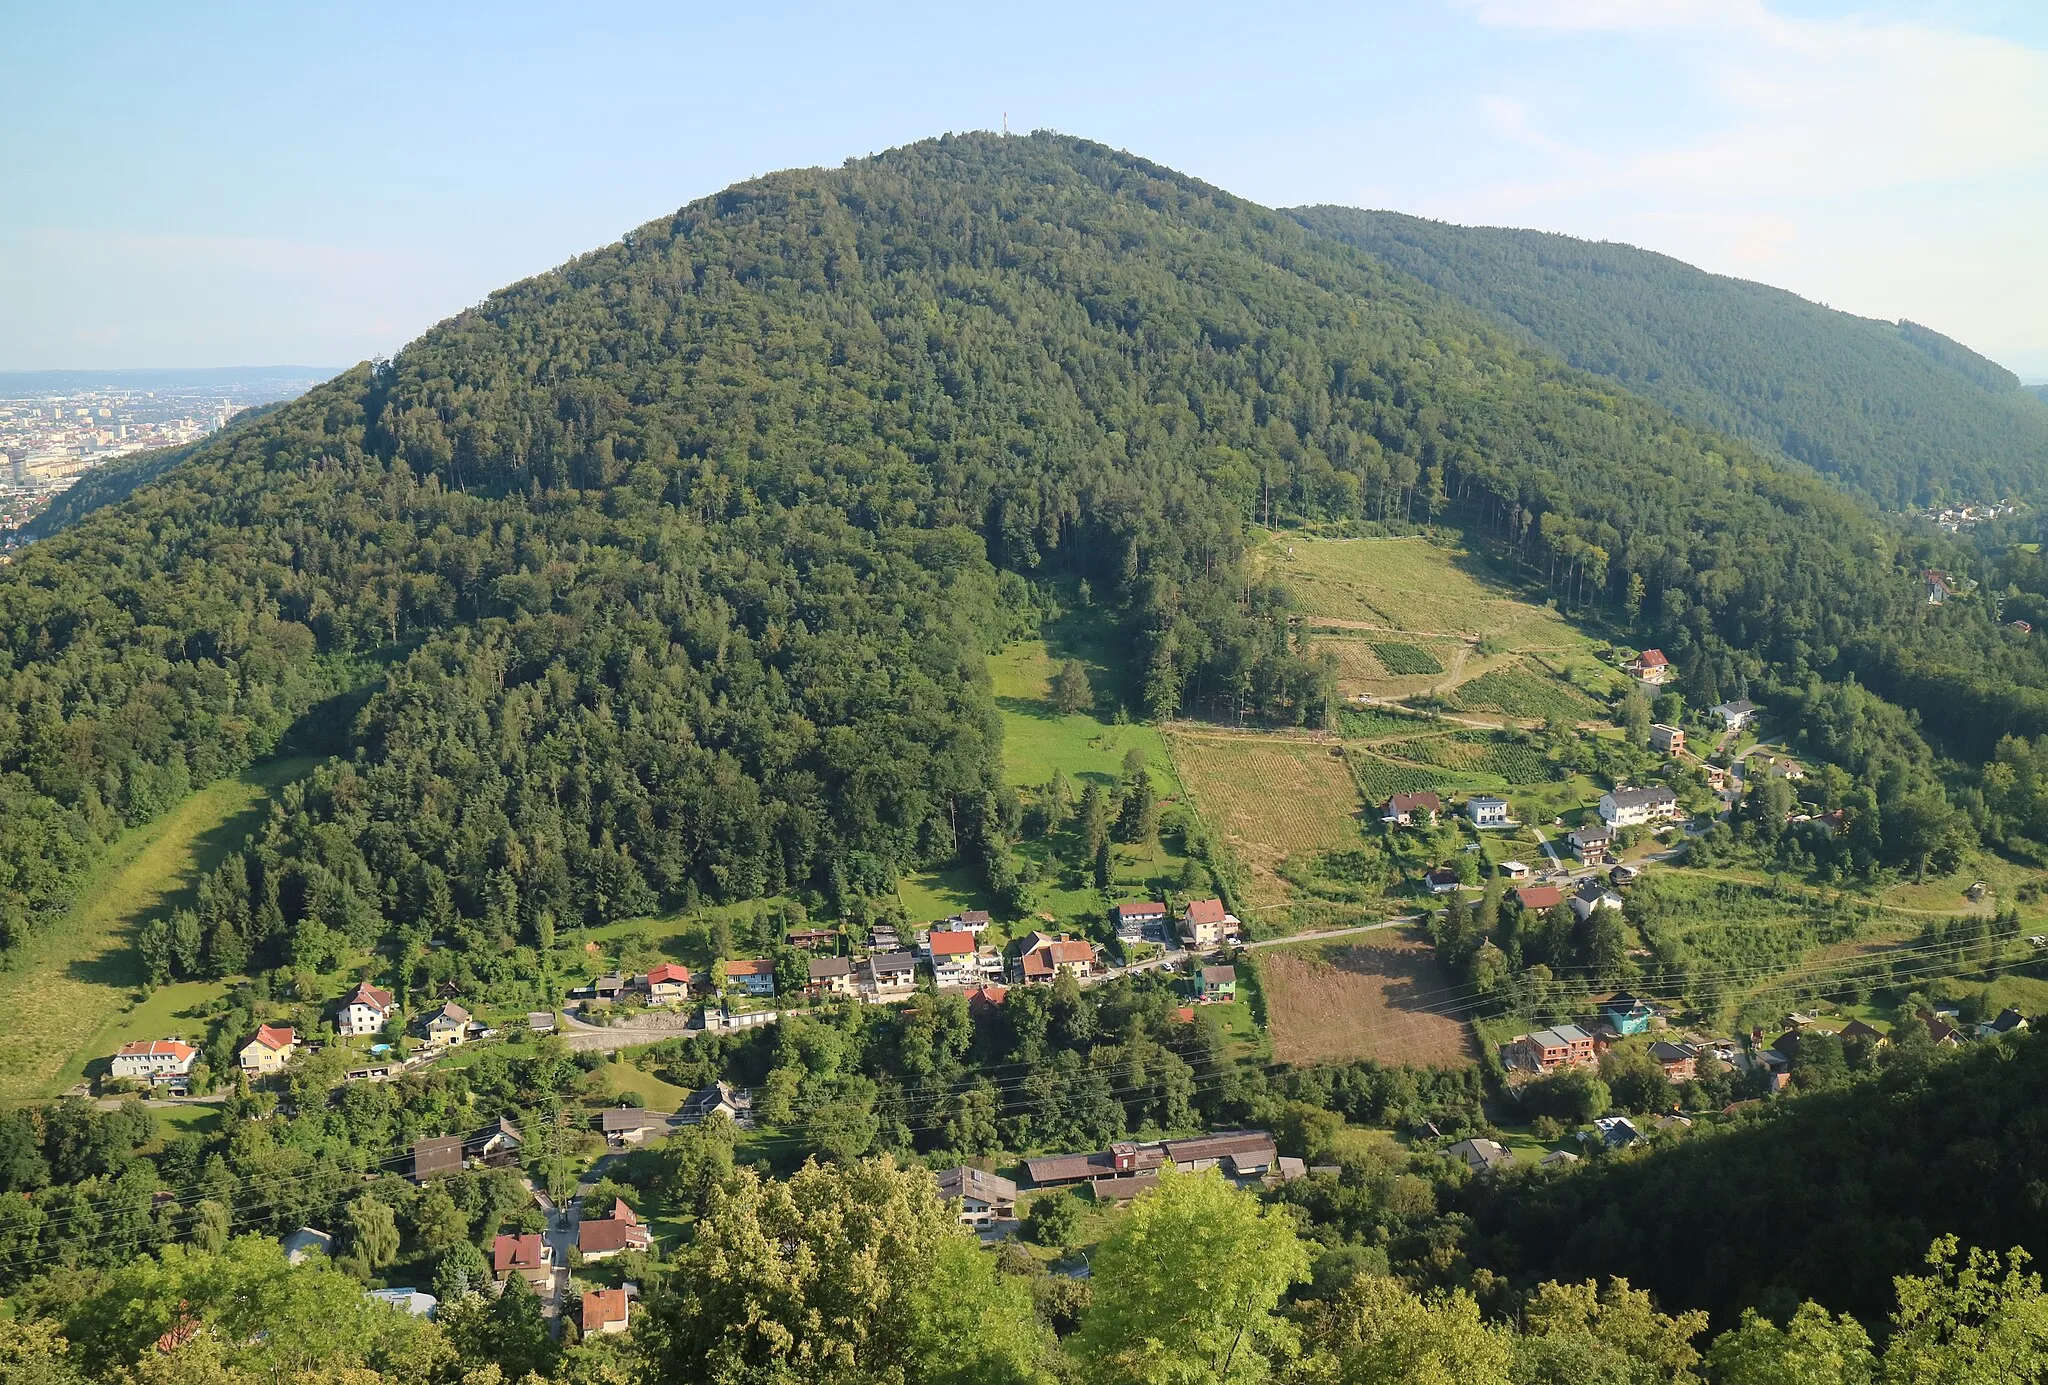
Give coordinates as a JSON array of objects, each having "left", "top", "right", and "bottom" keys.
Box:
[
  {"left": 1291, "top": 206, "right": 2048, "bottom": 510},
  {"left": 0, "top": 133, "right": 1928, "bottom": 973}
]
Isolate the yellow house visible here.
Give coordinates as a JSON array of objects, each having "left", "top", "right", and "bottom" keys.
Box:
[{"left": 239, "top": 1024, "right": 296, "bottom": 1075}]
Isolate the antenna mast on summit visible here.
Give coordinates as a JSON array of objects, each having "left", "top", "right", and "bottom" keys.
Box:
[{"left": 1003, "top": 112, "right": 1009, "bottom": 135}]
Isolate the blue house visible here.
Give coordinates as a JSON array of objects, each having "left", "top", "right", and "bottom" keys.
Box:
[{"left": 1603, "top": 991, "right": 1654, "bottom": 1036}]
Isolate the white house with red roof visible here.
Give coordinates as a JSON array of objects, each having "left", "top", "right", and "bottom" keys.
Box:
[
  {"left": 111, "top": 1039, "right": 197, "bottom": 1088},
  {"left": 1179, "top": 897, "right": 1241, "bottom": 949},
  {"left": 338, "top": 982, "right": 394, "bottom": 1037}
]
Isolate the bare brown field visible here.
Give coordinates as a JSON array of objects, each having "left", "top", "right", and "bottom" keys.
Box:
[
  {"left": 1168, "top": 733, "right": 1365, "bottom": 908},
  {"left": 1260, "top": 933, "right": 1477, "bottom": 1068}
]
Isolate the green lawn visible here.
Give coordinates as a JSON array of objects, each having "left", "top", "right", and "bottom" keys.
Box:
[
  {"left": 593, "top": 1060, "right": 693, "bottom": 1109},
  {"left": 0, "top": 755, "right": 319, "bottom": 1102}
]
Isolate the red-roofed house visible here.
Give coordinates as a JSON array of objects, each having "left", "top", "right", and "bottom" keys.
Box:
[
  {"left": 1624, "top": 649, "right": 1671, "bottom": 685},
  {"left": 966, "top": 984, "right": 1010, "bottom": 1012},
  {"left": 238, "top": 1024, "right": 296, "bottom": 1075},
  {"left": 582, "top": 1287, "right": 630, "bottom": 1335},
  {"left": 338, "top": 982, "right": 395, "bottom": 1037},
  {"left": 579, "top": 1199, "right": 652, "bottom": 1260},
  {"left": 1514, "top": 884, "right": 1566, "bottom": 912},
  {"left": 926, "top": 926, "right": 980, "bottom": 986},
  {"left": 1018, "top": 933, "right": 1099, "bottom": 985},
  {"left": 645, "top": 963, "right": 692, "bottom": 1004},
  {"left": 1180, "top": 898, "right": 1241, "bottom": 949},
  {"left": 1381, "top": 791, "right": 1442, "bottom": 827},
  {"left": 110, "top": 1039, "right": 197, "bottom": 1088},
  {"left": 492, "top": 1232, "right": 553, "bottom": 1287}
]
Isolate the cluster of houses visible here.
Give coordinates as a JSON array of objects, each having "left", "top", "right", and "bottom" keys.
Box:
[
  {"left": 1380, "top": 791, "right": 1511, "bottom": 832},
  {"left": 110, "top": 1021, "right": 304, "bottom": 1092},
  {"left": 1502, "top": 991, "right": 1668, "bottom": 1075}
]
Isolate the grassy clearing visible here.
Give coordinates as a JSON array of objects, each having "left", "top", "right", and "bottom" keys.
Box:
[
  {"left": 1258, "top": 534, "right": 1618, "bottom": 707},
  {"left": 593, "top": 1060, "right": 693, "bottom": 1109},
  {"left": 1168, "top": 733, "right": 1366, "bottom": 908},
  {"left": 0, "top": 756, "right": 319, "bottom": 1102},
  {"left": 1258, "top": 931, "right": 1477, "bottom": 1069}
]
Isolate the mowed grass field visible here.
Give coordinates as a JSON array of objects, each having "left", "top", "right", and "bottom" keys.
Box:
[
  {"left": 1167, "top": 733, "right": 1365, "bottom": 909},
  {"left": 1259, "top": 932, "right": 1477, "bottom": 1069},
  {"left": 1258, "top": 534, "right": 1617, "bottom": 706},
  {"left": 0, "top": 756, "right": 318, "bottom": 1101}
]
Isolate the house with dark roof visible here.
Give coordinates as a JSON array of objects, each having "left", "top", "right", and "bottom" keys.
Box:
[
  {"left": 601, "top": 1108, "right": 673, "bottom": 1147},
  {"left": 808, "top": 954, "right": 856, "bottom": 997},
  {"left": 1113, "top": 901, "right": 1167, "bottom": 937},
  {"left": 934, "top": 1166, "right": 1018, "bottom": 1225},
  {"left": 1570, "top": 878, "right": 1624, "bottom": 920},
  {"left": 865, "top": 950, "right": 918, "bottom": 1000},
  {"left": 466, "top": 1116, "right": 524, "bottom": 1166},
  {"left": 1648, "top": 1040, "right": 1697, "bottom": 1082},
  {"left": 1510, "top": 1025, "right": 1595, "bottom": 1072},
  {"left": 1424, "top": 867, "right": 1463, "bottom": 896},
  {"left": 1446, "top": 1138, "right": 1514, "bottom": 1173},
  {"left": 1200, "top": 965, "right": 1237, "bottom": 1003},
  {"left": 424, "top": 1003, "right": 471, "bottom": 1046},
  {"left": 411, "top": 1135, "right": 464, "bottom": 1182},
  {"left": 1568, "top": 824, "right": 1612, "bottom": 863},
  {"left": 682, "top": 1082, "right": 749, "bottom": 1125},
  {"left": 1599, "top": 785, "right": 1681, "bottom": 828},
  {"left": 1983, "top": 1007, "right": 2029, "bottom": 1038},
  {"left": 1839, "top": 1018, "right": 1888, "bottom": 1046},
  {"left": 1714, "top": 699, "right": 1758, "bottom": 730},
  {"left": 1602, "top": 992, "right": 1655, "bottom": 1036}
]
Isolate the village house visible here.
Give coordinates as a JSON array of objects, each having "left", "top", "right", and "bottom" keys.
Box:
[
  {"left": 337, "top": 982, "right": 395, "bottom": 1037},
  {"left": 1925, "top": 569, "right": 1954, "bottom": 605},
  {"left": 491, "top": 1233, "right": 553, "bottom": 1289},
  {"left": 784, "top": 928, "right": 838, "bottom": 951},
  {"left": 526, "top": 1011, "right": 555, "bottom": 1034},
  {"left": 424, "top": 1003, "right": 471, "bottom": 1046},
  {"left": 1380, "top": 790, "right": 1442, "bottom": 827},
  {"left": 1497, "top": 860, "right": 1531, "bottom": 881},
  {"left": 644, "top": 963, "right": 692, "bottom": 1005},
  {"left": 1514, "top": 883, "right": 1566, "bottom": 913},
  {"left": 1446, "top": 1137, "right": 1514, "bottom": 1174},
  {"left": 1981, "top": 1007, "right": 2029, "bottom": 1039},
  {"left": 411, "top": 1135, "right": 464, "bottom": 1182},
  {"left": 1113, "top": 900, "right": 1167, "bottom": 937},
  {"left": 466, "top": 1116, "right": 524, "bottom": 1167},
  {"left": 1648, "top": 1040, "right": 1697, "bottom": 1082},
  {"left": 939, "top": 910, "right": 991, "bottom": 935},
  {"left": 1023, "top": 1130, "right": 1285, "bottom": 1192},
  {"left": 1466, "top": 796, "right": 1512, "bottom": 828},
  {"left": 965, "top": 983, "right": 1009, "bottom": 1013},
  {"left": 1840, "top": 1018, "right": 1889, "bottom": 1047},
  {"left": 579, "top": 1199, "right": 653, "bottom": 1260},
  {"left": 591, "top": 974, "right": 628, "bottom": 1001},
  {"left": 1713, "top": 699, "right": 1757, "bottom": 731},
  {"left": 1921, "top": 1011, "right": 1965, "bottom": 1046},
  {"left": 925, "top": 927, "right": 983, "bottom": 987},
  {"left": 683, "top": 1081, "right": 751, "bottom": 1126},
  {"left": 724, "top": 958, "right": 777, "bottom": 998},
  {"left": 1649, "top": 724, "right": 1686, "bottom": 755},
  {"left": 807, "top": 954, "right": 856, "bottom": 997},
  {"left": 1599, "top": 784, "right": 1681, "bottom": 828},
  {"left": 1200, "top": 965, "right": 1237, "bottom": 1003},
  {"left": 1510, "top": 1024, "right": 1596, "bottom": 1072},
  {"left": 238, "top": 1024, "right": 296, "bottom": 1075},
  {"left": 582, "top": 1288, "right": 631, "bottom": 1336},
  {"left": 111, "top": 1039, "right": 197, "bottom": 1089},
  {"left": 602, "top": 1108, "right": 674, "bottom": 1148},
  {"left": 1603, "top": 991, "right": 1656, "bottom": 1036},
  {"left": 1624, "top": 649, "right": 1671, "bottom": 684},
  {"left": 1569, "top": 823, "right": 1613, "bottom": 864},
  {"left": 865, "top": 950, "right": 918, "bottom": 1000},
  {"left": 1570, "top": 878, "right": 1624, "bottom": 920},
  {"left": 1425, "top": 867, "right": 1463, "bottom": 896},
  {"left": 934, "top": 1166, "right": 1018, "bottom": 1225},
  {"left": 1179, "top": 898, "right": 1241, "bottom": 949},
  {"left": 1018, "top": 932, "right": 1100, "bottom": 985}
]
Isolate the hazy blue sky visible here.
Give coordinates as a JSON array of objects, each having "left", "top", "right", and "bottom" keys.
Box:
[{"left": 5, "top": 0, "right": 2045, "bottom": 374}]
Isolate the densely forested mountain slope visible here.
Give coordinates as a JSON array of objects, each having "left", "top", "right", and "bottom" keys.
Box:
[
  {"left": 0, "top": 132, "right": 1968, "bottom": 977},
  {"left": 1292, "top": 207, "right": 2048, "bottom": 510},
  {"left": 1460, "top": 1030, "right": 2048, "bottom": 1333}
]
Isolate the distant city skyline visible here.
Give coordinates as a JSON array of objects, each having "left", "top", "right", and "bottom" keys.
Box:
[{"left": 4, "top": 1, "right": 2045, "bottom": 376}]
